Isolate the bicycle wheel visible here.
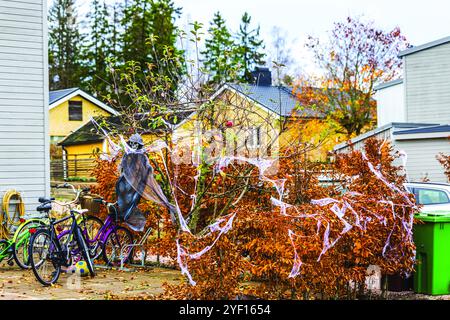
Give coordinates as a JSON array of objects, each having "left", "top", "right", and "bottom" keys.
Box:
[
  {"left": 29, "top": 229, "right": 61, "bottom": 286},
  {"left": 102, "top": 226, "right": 134, "bottom": 266},
  {"left": 81, "top": 215, "right": 103, "bottom": 260},
  {"left": 0, "top": 239, "right": 12, "bottom": 263},
  {"left": 13, "top": 220, "right": 46, "bottom": 269},
  {"left": 75, "top": 226, "right": 95, "bottom": 277}
]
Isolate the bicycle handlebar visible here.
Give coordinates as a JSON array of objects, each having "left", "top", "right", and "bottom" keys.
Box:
[
  {"left": 52, "top": 183, "right": 81, "bottom": 207},
  {"left": 93, "top": 197, "right": 117, "bottom": 207}
]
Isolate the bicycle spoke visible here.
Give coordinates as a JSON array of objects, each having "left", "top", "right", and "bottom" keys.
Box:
[{"left": 30, "top": 230, "right": 61, "bottom": 285}]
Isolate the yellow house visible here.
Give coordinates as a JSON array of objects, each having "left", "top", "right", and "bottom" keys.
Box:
[
  {"left": 49, "top": 88, "right": 119, "bottom": 143},
  {"left": 57, "top": 113, "right": 177, "bottom": 178},
  {"left": 173, "top": 75, "right": 326, "bottom": 162},
  {"left": 58, "top": 68, "right": 328, "bottom": 179}
]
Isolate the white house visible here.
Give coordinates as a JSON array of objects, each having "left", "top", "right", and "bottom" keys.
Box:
[
  {"left": 0, "top": 0, "right": 49, "bottom": 214},
  {"left": 335, "top": 36, "right": 450, "bottom": 183}
]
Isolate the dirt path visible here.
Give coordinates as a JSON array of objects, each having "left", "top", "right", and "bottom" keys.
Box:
[{"left": 0, "top": 264, "right": 181, "bottom": 300}]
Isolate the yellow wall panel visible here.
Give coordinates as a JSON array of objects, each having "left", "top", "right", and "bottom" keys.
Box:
[{"left": 49, "top": 95, "right": 112, "bottom": 138}]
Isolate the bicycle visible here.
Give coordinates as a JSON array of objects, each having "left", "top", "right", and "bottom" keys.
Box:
[
  {"left": 84, "top": 198, "right": 134, "bottom": 267},
  {"left": 28, "top": 193, "right": 96, "bottom": 286},
  {"left": 52, "top": 183, "right": 104, "bottom": 261},
  {"left": 0, "top": 216, "right": 48, "bottom": 269}
]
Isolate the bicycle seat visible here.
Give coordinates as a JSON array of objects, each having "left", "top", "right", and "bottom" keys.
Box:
[
  {"left": 37, "top": 202, "right": 52, "bottom": 212},
  {"left": 73, "top": 208, "right": 89, "bottom": 215},
  {"left": 38, "top": 197, "right": 54, "bottom": 203}
]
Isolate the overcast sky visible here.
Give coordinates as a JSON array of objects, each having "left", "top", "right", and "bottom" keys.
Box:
[
  {"left": 65, "top": 0, "right": 450, "bottom": 74},
  {"left": 174, "top": 0, "right": 450, "bottom": 45},
  {"left": 173, "top": 0, "right": 450, "bottom": 74}
]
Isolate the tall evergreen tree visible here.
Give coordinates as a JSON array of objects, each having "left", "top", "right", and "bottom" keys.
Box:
[
  {"left": 118, "top": 0, "right": 183, "bottom": 101},
  {"left": 148, "top": 0, "right": 184, "bottom": 94},
  {"left": 85, "top": 0, "right": 113, "bottom": 97},
  {"left": 235, "top": 12, "right": 266, "bottom": 83},
  {"left": 121, "top": 0, "right": 153, "bottom": 66},
  {"left": 48, "top": 0, "right": 85, "bottom": 90},
  {"left": 110, "top": 1, "right": 123, "bottom": 59},
  {"left": 201, "top": 12, "right": 237, "bottom": 85}
]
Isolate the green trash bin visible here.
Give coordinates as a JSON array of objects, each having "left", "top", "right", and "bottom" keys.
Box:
[{"left": 414, "top": 211, "right": 450, "bottom": 295}]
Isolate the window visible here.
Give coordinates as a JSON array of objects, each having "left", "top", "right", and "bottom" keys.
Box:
[
  {"left": 68, "top": 100, "right": 82, "bottom": 121},
  {"left": 415, "top": 188, "right": 450, "bottom": 205}
]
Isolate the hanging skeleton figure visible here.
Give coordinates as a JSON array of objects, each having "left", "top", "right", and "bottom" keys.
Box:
[{"left": 116, "top": 133, "right": 177, "bottom": 232}]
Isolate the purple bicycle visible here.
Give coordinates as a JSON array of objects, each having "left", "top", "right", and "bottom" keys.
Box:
[{"left": 81, "top": 198, "right": 135, "bottom": 266}]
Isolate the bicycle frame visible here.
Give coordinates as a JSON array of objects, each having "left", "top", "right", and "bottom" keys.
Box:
[
  {"left": 0, "top": 240, "right": 13, "bottom": 261},
  {"left": 47, "top": 212, "right": 86, "bottom": 267},
  {"left": 81, "top": 215, "right": 119, "bottom": 251},
  {"left": 56, "top": 213, "right": 103, "bottom": 261}
]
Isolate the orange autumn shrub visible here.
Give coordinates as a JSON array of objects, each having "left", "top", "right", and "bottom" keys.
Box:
[
  {"left": 161, "top": 138, "right": 417, "bottom": 299},
  {"left": 437, "top": 153, "right": 450, "bottom": 182},
  {"left": 90, "top": 138, "right": 417, "bottom": 300},
  {"left": 90, "top": 156, "right": 119, "bottom": 216}
]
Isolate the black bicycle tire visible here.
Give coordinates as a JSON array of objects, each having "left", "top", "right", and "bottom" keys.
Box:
[
  {"left": 75, "top": 226, "right": 96, "bottom": 277},
  {"left": 13, "top": 241, "right": 29, "bottom": 270},
  {"left": 13, "top": 220, "right": 46, "bottom": 269},
  {"left": 29, "top": 229, "right": 61, "bottom": 286},
  {"left": 102, "top": 226, "right": 134, "bottom": 266}
]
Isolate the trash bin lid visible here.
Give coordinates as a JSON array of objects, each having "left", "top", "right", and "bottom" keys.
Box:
[{"left": 415, "top": 211, "right": 450, "bottom": 222}]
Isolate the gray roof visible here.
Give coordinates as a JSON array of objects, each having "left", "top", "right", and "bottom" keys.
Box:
[
  {"left": 49, "top": 87, "right": 79, "bottom": 105},
  {"left": 333, "top": 122, "right": 440, "bottom": 151},
  {"left": 374, "top": 79, "right": 403, "bottom": 91},
  {"left": 399, "top": 36, "right": 450, "bottom": 57},
  {"left": 227, "top": 83, "right": 321, "bottom": 118},
  {"left": 394, "top": 124, "right": 450, "bottom": 135},
  {"left": 59, "top": 111, "right": 193, "bottom": 146}
]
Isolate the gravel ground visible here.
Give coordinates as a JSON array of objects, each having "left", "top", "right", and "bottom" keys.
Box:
[
  {"left": 0, "top": 263, "right": 449, "bottom": 300},
  {"left": 374, "top": 290, "right": 450, "bottom": 300},
  {"left": 0, "top": 264, "right": 181, "bottom": 300}
]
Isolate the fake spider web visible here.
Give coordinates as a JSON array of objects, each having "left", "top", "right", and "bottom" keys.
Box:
[{"left": 92, "top": 119, "right": 417, "bottom": 285}]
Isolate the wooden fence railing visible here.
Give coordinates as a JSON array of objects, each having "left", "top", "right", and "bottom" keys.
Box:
[{"left": 50, "top": 154, "right": 97, "bottom": 180}]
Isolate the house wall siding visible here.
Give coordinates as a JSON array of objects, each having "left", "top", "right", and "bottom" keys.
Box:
[
  {"left": 404, "top": 42, "right": 450, "bottom": 123},
  {"left": 395, "top": 138, "right": 450, "bottom": 183},
  {"left": 335, "top": 135, "right": 449, "bottom": 183},
  {"left": 0, "top": 0, "right": 49, "bottom": 216},
  {"left": 375, "top": 84, "right": 405, "bottom": 127}
]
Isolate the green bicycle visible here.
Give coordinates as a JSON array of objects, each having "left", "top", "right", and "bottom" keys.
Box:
[
  {"left": 0, "top": 184, "right": 94, "bottom": 269},
  {"left": 0, "top": 217, "right": 48, "bottom": 269}
]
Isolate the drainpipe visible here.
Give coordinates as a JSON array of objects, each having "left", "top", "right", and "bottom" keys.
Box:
[{"left": 61, "top": 146, "right": 68, "bottom": 181}]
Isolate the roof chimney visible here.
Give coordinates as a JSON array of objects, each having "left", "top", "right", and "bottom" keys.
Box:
[{"left": 251, "top": 67, "right": 272, "bottom": 86}]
